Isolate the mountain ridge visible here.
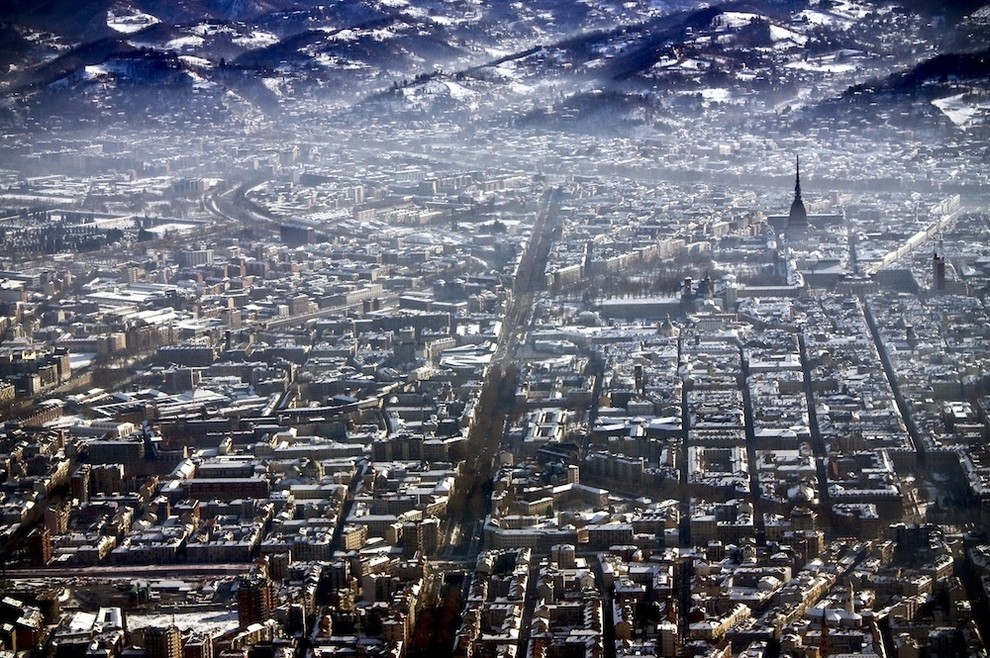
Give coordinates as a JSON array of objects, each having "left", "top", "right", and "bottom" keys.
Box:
[{"left": 1, "top": 0, "right": 988, "bottom": 133}]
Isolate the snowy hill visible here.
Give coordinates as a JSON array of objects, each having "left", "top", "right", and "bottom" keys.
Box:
[{"left": 0, "top": 0, "right": 988, "bottom": 132}]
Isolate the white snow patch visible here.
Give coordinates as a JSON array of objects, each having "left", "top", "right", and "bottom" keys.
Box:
[
  {"left": 262, "top": 77, "right": 287, "bottom": 97},
  {"left": 191, "top": 23, "right": 235, "bottom": 37},
  {"left": 369, "top": 27, "right": 398, "bottom": 41},
  {"left": 401, "top": 79, "right": 480, "bottom": 110},
  {"left": 166, "top": 36, "right": 205, "bottom": 51},
  {"left": 442, "top": 80, "right": 476, "bottom": 100},
  {"left": 179, "top": 55, "right": 213, "bottom": 68},
  {"left": 699, "top": 88, "right": 732, "bottom": 102},
  {"left": 402, "top": 5, "right": 428, "bottom": 19},
  {"left": 796, "top": 9, "right": 854, "bottom": 28},
  {"left": 83, "top": 60, "right": 133, "bottom": 79},
  {"left": 69, "top": 353, "right": 96, "bottom": 370},
  {"left": 786, "top": 57, "right": 859, "bottom": 73},
  {"left": 714, "top": 12, "right": 762, "bottom": 29},
  {"left": 830, "top": 0, "right": 871, "bottom": 20},
  {"left": 312, "top": 53, "right": 365, "bottom": 70},
  {"left": 675, "top": 58, "right": 706, "bottom": 70},
  {"left": 313, "top": 53, "right": 354, "bottom": 69},
  {"left": 677, "top": 88, "right": 739, "bottom": 104},
  {"left": 107, "top": 8, "right": 160, "bottom": 34},
  {"left": 932, "top": 93, "right": 987, "bottom": 128},
  {"left": 770, "top": 25, "right": 807, "bottom": 45},
  {"left": 84, "top": 64, "right": 110, "bottom": 79},
  {"left": 493, "top": 61, "right": 522, "bottom": 79},
  {"left": 427, "top": 14, "right": 459, "bottom": 26},
  {"left": 232, "top": 31, "right": 280, "bottom": 49},
  {"left": 184, "top": 70, "right": 216, "bottom": 90}
]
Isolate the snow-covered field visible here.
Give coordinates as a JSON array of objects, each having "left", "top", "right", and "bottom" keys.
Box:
[
  {"left": 932, "top": 93, "right": 989, "bottom": 129},
  {"left": 233, "top": 31, "right": 280, "bottom": 49},
  {"left": 107, "top": 8, "right": 160, "bottom": 34},
  {"left": 166, "top": 36, "right": 206, "bottom": 51}
]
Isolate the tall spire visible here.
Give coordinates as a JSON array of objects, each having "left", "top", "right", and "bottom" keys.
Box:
[
  {"left": 788, "top": 154, "right": 808, "bottom": 231},
  {"left": 795, "top": 155, "right": 802, "bottom": 200}
]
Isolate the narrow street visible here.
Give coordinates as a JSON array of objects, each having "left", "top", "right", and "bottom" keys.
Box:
[
  {"left": 739, "top": 343, "right": 767, "bottom": 542},
  {"left": 860, "top": 297, "right": 928, "bottom": 465},
  {"left": 798, "top": 330, "right": 833, "bottom": 535}
]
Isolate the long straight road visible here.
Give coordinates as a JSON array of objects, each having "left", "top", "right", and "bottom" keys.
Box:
[
  {"left": 798, "top": 330, "right": 833, "bottom": 534},
  {"left": 7, "top": 563, "right": 254, "bottom": 581},
  {"left": 446, "top": 186, "right": 563, "bottom": 558}
]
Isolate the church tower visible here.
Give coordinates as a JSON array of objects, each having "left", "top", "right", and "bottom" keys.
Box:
[{"left": 787, "top": 155, "right": 808, "bottom": 232}]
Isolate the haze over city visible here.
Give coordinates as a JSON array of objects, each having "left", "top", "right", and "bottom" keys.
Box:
[{"left": 0, "top": 1, "right": 989, "bottom": 658}]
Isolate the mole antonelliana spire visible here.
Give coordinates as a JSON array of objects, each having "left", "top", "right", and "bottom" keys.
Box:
[{"left": 788, "top": 155, "right": 808, "bottom": 231}]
